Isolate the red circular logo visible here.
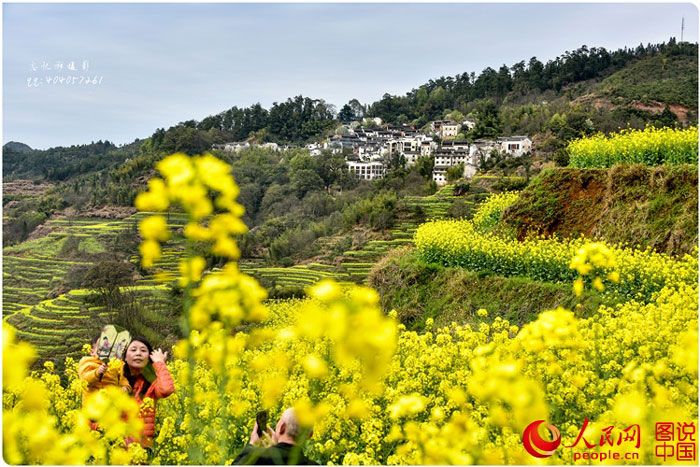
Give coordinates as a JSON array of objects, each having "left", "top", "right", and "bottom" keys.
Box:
[{"left": 523, "top": 420, "right": 562, "bottom": 458}]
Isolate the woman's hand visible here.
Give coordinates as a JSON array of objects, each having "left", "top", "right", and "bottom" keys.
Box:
[
  {"left": 151, "top": 349, "right": 168, "bottom": 363},
  {"left": 96, "top": 363, "right": 107, "bottom": 376}
]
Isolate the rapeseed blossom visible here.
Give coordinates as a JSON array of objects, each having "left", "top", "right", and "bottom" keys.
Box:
[
  {"left": 5, "top": 153, "right": 697, "bottom": 465},
  {"left": 415, "top": 217, "right": 696, "bottom": 302},
  {"left": 567, "top": 126, "right": 698, "bottom": 168}
]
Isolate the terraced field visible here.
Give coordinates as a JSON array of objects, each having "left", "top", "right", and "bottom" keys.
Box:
[
  {"left": 239, "top": 262, "right": 353, "bottom": 289},
  {"left": 4, "top": 187, "right": 489, "bottom": 365},
  {"left": 5, "top": 285, "right": 173, "bottom": 368},
  {"left": 3, "top": 212, "right": 189, "bottom": 315},
  {"left": 3, "top": 211, "right": 189, "bottom": 367},
  {"left": 239, "top": 185, "right": 490, "bottom": 288}
]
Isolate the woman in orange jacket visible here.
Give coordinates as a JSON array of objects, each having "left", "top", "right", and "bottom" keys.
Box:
[{"left": 122, "top": 336, "right": 175, "bottom": 449}]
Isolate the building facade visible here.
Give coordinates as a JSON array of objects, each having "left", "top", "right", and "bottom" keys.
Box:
[{"left": 348, "top": 161, "right": 386, "bottom": 180}]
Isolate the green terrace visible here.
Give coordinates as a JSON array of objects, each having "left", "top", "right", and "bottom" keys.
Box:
[
  {"left": 2, "top": 255, "right": 87, "bottom": 317},
  {"left": 132, "top": 245, "right": 187, "bottom": 285},
  {"left": 3, "top": 231, "right": 97, "bottom": 316},
  {"left": 236, "top": 184, "right": 483, "bottom": 288},
  {"left": 5, "top": 189, "right": 497, "bottom": 360},
  {"left": 3, "top": 211, "right": 189, "bottom": 318},
  {"left": 239, "top": 263, "right": 347, "bottom": 288},
  {"left": 5, "top": 285, "right": 173, "bottom": 370}
]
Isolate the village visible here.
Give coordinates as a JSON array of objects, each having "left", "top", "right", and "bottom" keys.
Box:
[{"left": 213, "top": 118, "right": 533, "bottom": 185}]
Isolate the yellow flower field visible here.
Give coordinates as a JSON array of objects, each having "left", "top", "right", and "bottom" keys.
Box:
[
  {"left": 3, "top": 153, "right": 697, "bottom": 465},
  {"left": 567, "top": 126, "right": 698, "bottom": 168},
  {"left": 415, "top": 218, "right": 697, "bottom": 302}
]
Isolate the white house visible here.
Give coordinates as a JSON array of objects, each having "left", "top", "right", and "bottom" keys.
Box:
[
  {"left": 404, "top": 150, "right": 422, "bottom": 166},
  {"left": 440, "top": 140, "right": 470, "bottom": 152},
  {"left": 358, "top": 144, "right": 383, "bottom": 160},
  {"left": 498, "top": 136, "right": 532, "bottom": 157},
  {"left": 432, "top": 148, "right": 471, "bottom": 185},
  {"left": 442, "top": 122, "right": 460, "bottom": 138},
  {"left": 430, "top": 120, "right": 460, "bottom": 138},
  {"left": 348, "top": 161, "right": 386, "bottom": 180},
  {"left": 214, "top": 141, "right": 250, "bottom": 152},
  {"left": 388, "top": 136, "right": 434, "bottom": 166},
  {"left": 469, "top": 140, "right": 499, "bottom": 166},
  {"left": 433, "top": 149, "right": 469, "bottom": 168},
  {"left": 462, "top": 118, "right": 476, "bottom": 130},
  {"left": 433, "top": 163, "right": 476, "bottom": 185},
  {"left": 420, "top": 140, "right": 437, "bottom": 157}
]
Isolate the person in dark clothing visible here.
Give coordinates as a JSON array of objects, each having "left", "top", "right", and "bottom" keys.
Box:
[{"left": 233, "top": 408, "right": 318, "bottom": 465}]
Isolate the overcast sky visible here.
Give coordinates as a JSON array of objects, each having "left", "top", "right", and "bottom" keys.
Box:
[{"left": 3, "top": 2, "right": 698, "bottom": 149}]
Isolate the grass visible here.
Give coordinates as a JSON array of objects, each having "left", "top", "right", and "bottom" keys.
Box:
[{"left": 369, "top": 247, "right": 620, "bottom": 331}]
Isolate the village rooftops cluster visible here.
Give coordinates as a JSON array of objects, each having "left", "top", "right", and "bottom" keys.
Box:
[{"left": 212, "top": 120, "right": 532, "bottom": 185}]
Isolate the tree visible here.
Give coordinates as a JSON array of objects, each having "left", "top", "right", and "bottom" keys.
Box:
[
  {"left": 159, "top": 126, "right": 212, "bottom": 155},
  {"left": 237, "top": 183, "right": 264, "bottom": 224},
  {"left": 446, "top": 163, "right": 465, "bottom": 183},
  {"left": 289, "top": 153, "right": 316, "bottom": 172},
  {"left": 415, "top": 155, "right": 435, "bottom": 180},
  {"left": 315, "top": 150, "right": 348, "bottom": 189},
  {"left": 445, "top": 109, "right": 465, "bottom": 122},
  {"left": 469, "top": 100, "right": 502, "bottom": 139},
  {"left": 348, "top": 99, "right": 366, "bottom": 119},
  {"left": 81, "top": 261, "right": 135, "bottom": 309},
  {"left": 654, "top": 106, "right": 678, "bottom": 128},
  {"left": 527, "top": 57, "right": 545, "bottom": 90},
  {"left": 428, "top": 86, "right": 446, "bottom": 107},
  {"left": 290, "top": 169, "right": 324, "bottom": 198},
  {"left": 338, "top": 104, "right": 355, "bottom": 122},
  {"left": 496, "top": 65, "right": 513, "bottom": 101}
]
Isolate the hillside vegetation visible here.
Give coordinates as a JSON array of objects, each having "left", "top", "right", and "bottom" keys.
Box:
[
  {"left": 501, "top": 164, "right": 698, "bottom": 256},
  {"left": 371, "top": 163, "right": 698, "bottom": 331},
  {"left": 2, "top": 139, "right": 143, "bottom": 181},
  {"left": 596, "top": 51, "right": 698, "bottom": 107},
  {"left": 369, "top": 247, "right": 616, "bottom": 331}
]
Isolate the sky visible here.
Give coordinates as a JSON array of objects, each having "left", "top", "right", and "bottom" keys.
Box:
[{"left": 2, "top": 2, "right": 698, "bottom": 150}]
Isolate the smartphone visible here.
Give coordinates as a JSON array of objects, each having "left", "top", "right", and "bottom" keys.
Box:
[{"left": 256, "top": 410, "right": 268, "bottom": 437}]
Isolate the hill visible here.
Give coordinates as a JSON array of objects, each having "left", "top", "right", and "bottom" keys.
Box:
[
  {"left": 2, "top": 39, "right": 697, "bottom": 367},
  {"left": 3, "top": 139, "right": 143, "bottom": 181},
  {"left": 3, "top": 141, "right": 34, "bottom": 153},
  {"left": 4, "top": 39, "right": 697, "bottom": 192},
  {"left": 370, "top": 164, "right": 698, "bottom": 331},
  {"left": 2, "top": 183, "right": 482, "bottom": 368},
  {"left": 595, "top": 51, "right": 698, "bottom": 108}
]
